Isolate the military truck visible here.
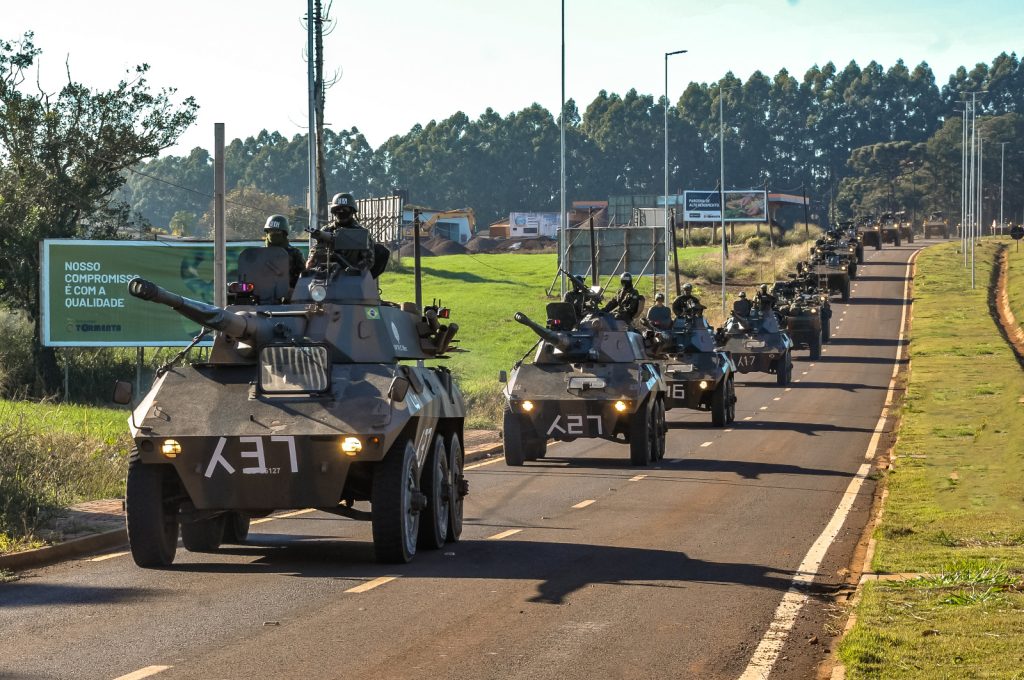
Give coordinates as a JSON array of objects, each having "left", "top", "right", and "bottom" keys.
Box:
[
  {"left": 501, "top": 273, "right": 667, "bottom": 467},
  {"left": 117, "top": 229, "right": 467, "bottom": 567},
  {"left": 716, "top": 294, "right": 794, "bottom": 385},
  {"left": 642, "top": 299, "right": 736, "bottom": 426},
  {"left": 923, "top": 211, "right": 950, "bottom": 239},
  {"left": 837, "top": 221, "right": 865, "bottom": 263}
]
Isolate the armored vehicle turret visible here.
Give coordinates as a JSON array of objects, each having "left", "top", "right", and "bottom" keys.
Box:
[
  {"left": 716, "top": 292, "right": 794, "bottom": 385},
  {"left": 642, "top": 299, "right": 736, "bottom": 426},
  {"left": 118, "top": 228, "right": 467, "bottom": 567},
  {"left": 501, "top": 273, "right": 666, "bottom": 467}
]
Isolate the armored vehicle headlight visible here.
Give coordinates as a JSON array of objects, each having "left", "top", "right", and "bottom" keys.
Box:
[
  {"left": 310, "top": 283, "right": 328, "bottom": 302},
  {"left": 341, "top": 437, "right": 362, "bottom": 455},
  {"left": 614, "top": 400, "right": 628, "bottom": 413},
  {"left": 161, "top": 439, "right": 181, "bottom": 458},
  {"left": 811, "top": 309, "right": 818, "bottom": 314},
  {"left": 699, "top": 380, "right": 709, "bottom": 390},
  {"left": 521, "top": 400, "right": 535, "bottom": 412}
]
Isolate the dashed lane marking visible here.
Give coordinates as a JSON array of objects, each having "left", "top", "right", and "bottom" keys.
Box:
[
  {"left": 251, "top": 508, "right": 317, "bottom": 525},
  {"left": 345, "top": 575, "right": 399, "bottom": 593},
  {"left": 802, "top": 371, "right": 808, "bottom": 375},
  {"left": 700, "top": 441, "right": 713, "bottom": 448},
  {"left": 112, "top": 666, "right": 172, "bottom": 680},
  {"left": 629, "top": 474, "right": 647, "bottom": 482},
  {"left": 784, "top": 388, "right": 792, "bottom": 392},
  {"left": 759, "top": 406, "right": 768, "bottom": 411},
  {"left": 743, "top": 416, "right": 753, "bottom": 421},
  {"left": 572, "top": 499, "right": 596, "bottom": 509},
  {"left": 725, "top": 428, "right": 734, "bottom": 433},
  {"left": 487, "top": 529, "right": 523, "bottom": 540},
  {"left": 91, "top": 551, "right": 129, "bottom": 562},
  {"left": 773, "top": 397, "right": 781, "bottom": 401}
]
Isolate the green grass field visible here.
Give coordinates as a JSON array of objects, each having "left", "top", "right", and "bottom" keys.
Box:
[{"left": 839, "top": 241, "right": 1024, "bottom": 678}]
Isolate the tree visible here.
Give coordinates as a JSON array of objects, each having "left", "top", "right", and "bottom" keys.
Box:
[
  {"left": 199, "top": 186, "right": 298, "bottom": 240},
  {"left": 0, "top": 32, "right": 197, "bottom": 394}
]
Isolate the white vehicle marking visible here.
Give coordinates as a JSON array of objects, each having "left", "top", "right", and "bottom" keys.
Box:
[
  {"left": 670, "top": 383, "right": 688, "bottom": 399},
  {"left": 239, "top": 436, "right": 267, "bottom": 474},
  {"left": 204, "top": 437, "right": 236, "bottom": 478},
  {"left": 204, "top": 435, "right": 299, "bottom": 478},
  {"left": 547, "top": 414, "right": 603, "bottom": 436}
]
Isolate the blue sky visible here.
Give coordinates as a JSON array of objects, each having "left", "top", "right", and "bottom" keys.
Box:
[{"left": 5, "top": 1, "right": 1021, "bottom": 155}]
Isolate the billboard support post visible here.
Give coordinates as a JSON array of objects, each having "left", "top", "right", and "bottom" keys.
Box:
[{"left": 214, "top": 123, "right": 226, "bottom": 310}]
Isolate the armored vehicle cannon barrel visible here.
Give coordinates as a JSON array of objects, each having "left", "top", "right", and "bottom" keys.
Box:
[
  {"left": 514, "top": 311, "right": 573, "bottom": 352},
  {"left": 128, "top": 277, "right": 252, "bottom": 339}
]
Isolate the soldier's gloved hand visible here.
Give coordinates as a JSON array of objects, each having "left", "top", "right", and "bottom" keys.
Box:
[{"left": 310, "top": 228, "right": 328, "bottom": 243}]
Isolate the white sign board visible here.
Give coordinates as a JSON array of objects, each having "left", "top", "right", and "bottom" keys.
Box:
[{"left": 509, "top": 212, "right": 560, "bottom": 238}]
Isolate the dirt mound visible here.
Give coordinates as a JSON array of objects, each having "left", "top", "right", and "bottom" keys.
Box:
[
  {"left": 465, "top": 236, "right": 501, "bottom": 253},
  {"left": 425, "top": 236, "right": 468, "bottom": 255},
  {"left": 398, "top": 242, "right": 436, "bottom": 258}
]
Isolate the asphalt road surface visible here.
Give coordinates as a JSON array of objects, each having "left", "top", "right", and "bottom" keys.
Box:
[{"left": 0, "top": 240, "right": 926, "bottom": 680}]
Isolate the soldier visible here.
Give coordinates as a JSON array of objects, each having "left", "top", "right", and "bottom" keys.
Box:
[
  {"left": 602, "top": 272, "right": 642, "bottom": 323},
  {"left": 671, "top": 282, "right": 704, "bottom": 318},
  {"left": 754, "top": 283, "right": 777, "bottom": 312},
  {"left": 731, "top": 290, "right": 753, "bottom": 319},
  {"left": 263, "top": 214, "right": 305, "bottom": 289},
  {"left": 306, "top": 192, "right": 376, "bottom": 273}
]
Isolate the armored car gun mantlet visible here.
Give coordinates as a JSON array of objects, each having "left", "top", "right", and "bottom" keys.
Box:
[
  {"left": 502, "top": 301, "right": 666, "bottom": 467},
  {"left": 642, "top": 304, "right": 736, "bottom": 426},
  {"left": 119, "top": 232, "right": 467, "bottom": 568}
]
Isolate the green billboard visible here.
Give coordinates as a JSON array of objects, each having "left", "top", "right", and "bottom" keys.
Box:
[{"left": 41, "top": 239, "right": 307, "bottom": 347}]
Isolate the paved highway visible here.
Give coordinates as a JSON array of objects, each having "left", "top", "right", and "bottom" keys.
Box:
[{"left": 0, "top": 240, "right": 925, "bottom": 680}]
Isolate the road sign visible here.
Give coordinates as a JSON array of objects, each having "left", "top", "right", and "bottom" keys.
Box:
[{"left": 1010, "top": 225, "right": 1023, "bottom": 240}]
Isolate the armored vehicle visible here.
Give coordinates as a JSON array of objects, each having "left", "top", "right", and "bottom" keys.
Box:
[
  {"left": 822, "top": 230, "right": 860, "bottom": 276},
  {"left": 836, "top": 221, "right": 865, "bottom": 263},
  {"left": 773, "top": 278, "right": 831, "bottom": 359},
  {"left": 807, "top": 243, "right": 852, "bottom": 302},
  {"left": 923, "top": 211, "right": 950, "bottom": 239},
  {"left": 895, "top": 210, "right": 915, "bottom": 244},
  {"left": 716, "top": 295, "right": 794, "bottom": 385},
  {"left": 501, "top": 273, "right": 666, "bottom": 467},
  {"left": 857, "top": 215, "right": 883, "bottom": 251},
  {"left": 642, "top": 299, "right": 736, "bottom": 426},
  {"left": 118, "top": 229, "right": 467, "bottom": 567},
  {"left": 879, "top": 212, "right": 903, "bottom": 246}
]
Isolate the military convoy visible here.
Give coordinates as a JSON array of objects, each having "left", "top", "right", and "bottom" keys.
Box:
[{"left": 118, "top": 228, "right": 467, "bottom": 567}]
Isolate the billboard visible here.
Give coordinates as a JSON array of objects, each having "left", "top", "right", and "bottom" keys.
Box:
[
  {"left": 683, "top": 190, "right": 768, "bottom": 222},
  {"left": 41, "top": 239, "right": 307, "bottom": 347},
  {"left": 509, "top": 212, "right": 560, "bottom": 238}
]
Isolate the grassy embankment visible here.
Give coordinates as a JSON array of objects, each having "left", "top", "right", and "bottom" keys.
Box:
[
  {"left": 0, "top": 399, "right": 129, "bottom": 553},
  {"left": 839, "top": 240, "right": 1024, "bottom": 677}
]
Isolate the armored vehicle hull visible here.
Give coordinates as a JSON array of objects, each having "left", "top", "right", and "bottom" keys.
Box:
[
  {"left": 717, "top": 315, "right": 794, "bottom": 386},
  {"left": 924, "top": 219, "right": 949, "bottom": 239},
  {"left": 782, "top": 304, "right": 829, "bottom": 359},
  {"left": 813, "top": 263, "right": 852, "bottom": 302},
  {"left": 660, "top": 352, "right": 735, "bottom": 426}
]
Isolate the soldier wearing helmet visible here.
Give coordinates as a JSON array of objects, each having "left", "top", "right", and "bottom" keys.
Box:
[
  {"left": 732, "top": 290, "right": 753, "bottom": 319},
  {"left": 671, "top": 282, "right": 704, "bottom": 318},
  {"left": 305, "top": 192, "right": 377, "bottom": 274},
  {"left": 263, "top": 214, "right": 305, "bottom": 288},
  {"left": 602, "top": 272, "right": 642, "bottom": 323},
  {"left": 754, "top": 282, "right": 777, "bottom": 312}
]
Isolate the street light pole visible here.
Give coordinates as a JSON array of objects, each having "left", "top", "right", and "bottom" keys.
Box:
[
  {"left": 559, "top": 0, "right": 567, "bottom": 297},
  {"left": 1000, "top": 142, "right": 1008, "bottom": 235},
  {"left": 664, "top": 49, "right": 687, "bottom": 297},
  {"left": 719, "top": 85, "right": 727, "bottom": 316}
]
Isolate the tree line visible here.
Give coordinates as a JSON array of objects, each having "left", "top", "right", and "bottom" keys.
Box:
[{"left": 119, "top": 52, "right": 1024, "bottom": 236}]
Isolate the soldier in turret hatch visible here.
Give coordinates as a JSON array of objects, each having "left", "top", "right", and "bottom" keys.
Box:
[
  {"left": 306, "top": 192, "right": 376, "bottom": 273},
  {"left": 602, "top": 272, "right": 642, "bottom": 323},
  {"left": 671, "top": 282, "right": 704, "bottom": 318},
  {"left": 754, "top": 283, "right": 777, "bottom": 313},
  {"left": 263, "top": 214, "right": 305, "bottom": 289}
]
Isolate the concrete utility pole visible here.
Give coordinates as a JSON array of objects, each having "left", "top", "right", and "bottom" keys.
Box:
[
  {"left": 306, "top": 0, "right": 318, "bottom": 231},
  {"left": 313, "top": 0, "right": 326, "bottom": 225},
  {"left": 1000, "top": 142, "right": 1008, "bottom": 235},
  {"left": 559, "top": 0, "right": 567, "bottom": 297},
  {"left": 214, "top": 123, "right": 226, "bottom": 309},
  {"left": 664, "top": 49, "right": 687, "bottom": 296},
  {"left": 719, "top": 85, "right": 727, "bottom": 317}
]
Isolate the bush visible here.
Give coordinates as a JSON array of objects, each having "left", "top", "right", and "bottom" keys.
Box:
[
  {"left": 0, "top": 308, "right": 35, "bottom": 398},
  {"left": 746, "top": 236, "right": 766, "bottom": 254}
]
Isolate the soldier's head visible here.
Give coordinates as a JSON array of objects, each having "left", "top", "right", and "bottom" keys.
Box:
[
  {"left": 682, "top": 282, "right": 693, "bottom": 295},
  {"left": 738, "top": 291, "right": 747, "bottom": 299},
  {"left": 330, "top": 192, "right": 358, "bottom": 226},
  {"left": 759, "top": 283, "right": 769, "bottom": 295},
  {"left": 654, "top": 292, "right": 665, "bottom": 305},
  {"left": 263, "top": 214, "right": 289, "bottom": 246},
  {"left": 620, "top": 272, "right": 633, "bottom": 289}
]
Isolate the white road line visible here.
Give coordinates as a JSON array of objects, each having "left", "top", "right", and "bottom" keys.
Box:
[
  {"left": 794, "top": 379, "right": 801, "bottom": 383},
  {"left": 345, "top": 575, "right": 398, "bottom": 593},
  {"left": 465, "top": 457, "right": 504, "bottom": 470},
  {"left": 802, "top": 371, "right": 808, "bottom": 375},
  {"left": 772, "top": 397, "right": 781, "bottom": 401},
  {"left": 759, "top": 406, "right": 768, "bottom": 411},
  {"left": 572, "top": 499, "right": 596, "bottom": 509},
  {"left": 112, "top": 666, "right": 172, "bottom": 680},
  {"left": 700, "top": 441, "right": 713, "bottom": 448},
  {"left": 739, "top": 248, "right": 919, "bottom": 680},
  {"left": 90, "top": 551, "right": 129, "bottom": 562},
  {"left": 784, "top": 388, "right": 792, "bottom": 392},
  {"left": 486, "top": 528, "right": 522, "bottom": 540},
  {"left": 725, "top": 428, "right": 734, "bottom": 433},
  {"left": 743, "top": 416, "right": 753, "bottom": 421},
  {"left": 251, "top": 508, "right": 317, "bottom": 526},
  {"left": 629, "top": 474, "right": 647, "bottom": 482}
]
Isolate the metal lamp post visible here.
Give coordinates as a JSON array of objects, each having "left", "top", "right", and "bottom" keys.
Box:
[
  {"left": 1000, "top": 142, "right": 1008, "bottom": 235},
  {"left": 559, "top": 0, "right": 567, "bottom": 297},
  {"left": 664, "top": 49, "right": 687, "bottom": 297}
]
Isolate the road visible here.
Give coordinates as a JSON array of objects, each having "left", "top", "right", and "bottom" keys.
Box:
[{"left": 0, "top": 240, "right": 925, "bottom": 680}]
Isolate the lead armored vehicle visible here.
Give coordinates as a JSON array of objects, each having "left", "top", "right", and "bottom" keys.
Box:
[
  {"left": 118, "top": 229, "right": 466, "bottom": 567},
  {"left": 643, "top": 299, "right": 736, "bottom": 426},
  {"left": 501, "top": 272, "right": 666, "bottom": 467},
  {"left": 716, "top": 294, "right": 794, "bottom": 385}
]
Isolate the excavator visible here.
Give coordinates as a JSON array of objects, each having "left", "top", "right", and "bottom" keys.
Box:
[{"left": 402, "top": 207, "right": 477, "bottom": 243}]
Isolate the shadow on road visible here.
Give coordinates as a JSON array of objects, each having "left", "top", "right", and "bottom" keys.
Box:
[
  {"left": 671, "top": 457, "right": 854, "bottom": 481},
  {"left": 825, "top": 337, "right": 906, "bottom": 347},
  {"left": 0, "top": 583, "right": 166, "bottom": 609},
  {"left": 737, "top": 419, "right": 877, "bottom": 436},
  {"left": 852, "top": 275, "right": 907, "bottom": 283},
  {"left": 786, "top": 381, "right": 887, "bottom": 392},
  {"left": 848, "top": 297, "right": 911, "bottom": 306}
]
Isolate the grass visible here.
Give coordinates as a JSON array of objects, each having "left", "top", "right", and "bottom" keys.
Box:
[
  {"left": 1007, "top": 242, "right": 1024, "bottom": 330},
  {"left": 838, "top": 240, "right": 1024, "bottom": 678},
  {"left": 0, "top": 399, "right": 130, "bottom": 554}
]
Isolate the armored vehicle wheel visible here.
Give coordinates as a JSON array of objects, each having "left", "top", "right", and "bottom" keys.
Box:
[
  {"left": 875, "top": 240, "right": 882, "bottom": 251},
  {"left": 894, "top": 234, "right": 901, "bottom": 247},
  {"left": 776, "top": 353, "right": 791, "bottom": 386},
  {"left": 126, "top": 459, "right": 179, "bottom": 568},
  {"left": 841, "top": 279, "right": 851, "bottom": 303},
  {"left": 711, "top": 380, "right": 729, "bottom": 427},
  {"left": 856, "top": 245, "right": 864, "bottom": 262},
  {"left": 446, "top": 433, "right": 465, "bottom": 542},
  {"left": 418, "top": 434, "right": 450, "bottom": 550},
  {"left": 809, "top": 332, "right": 822, "bottom": 360},
  {"left": 908, "top": 232, "right": 914, "bottom": 244},
  {"left": 222, "top": 512, "right": 250, "bottom": 544},
  {"left": 849, "top": 263, "right": 858, "bottom": 279},
  {"left": 372, "top": 437, "right": 422, "bottom": 564},
  {"left": 651, "top": 398, "right": 667, "bottom": 461},
  {"left": 726, "top": 379, "right": 736, "bottom": 424},
  {"left": 629, "top": 401, "right": 654, "bottom": 466},
  {"left": 182, "top": 515, "right": 225, "bottom": 553},
  {"left": 503, "top": 410, "right": 544, "bottom": 466}
]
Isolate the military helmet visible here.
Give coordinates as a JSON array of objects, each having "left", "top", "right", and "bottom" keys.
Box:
[
  {"left": 682, "top": 282, "right": 693, "bottom": 293},
  {"left": 654, "top": 292, "right": 665, "bottom": 302},
  {"left": 738, "top": 291, "right": 747, "bottom": 299},
  {"left": 263, "top": 214, "right": 289, "bottom": 233},
  {"left": 620, "top": 272, "right": 633, "bottom": 283},
  {"left": 759, "top": 283, "right": 769, "bottom": 294},
  {"left": 330, "top": 192, "right": 358, "bottom": 215}
]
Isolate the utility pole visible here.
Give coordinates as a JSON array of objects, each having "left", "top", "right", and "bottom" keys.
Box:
[
  {"left": 719, "top": 85, "right": 727, "bottom": 317},
  {"left": 306, "top": 0, "right": 318, "bottom": 231},
  {"left": 1000, "top": 142, "right": 1008, "bottom": 235},
  {"left": 313, "top": 0, "right": 326, "bottom": 225},
  {"left": 664, "top": 49, "right": 687, "bottom": 296},
  {"left": 559, "top": 0, "right": 566, "bottom": 297}
]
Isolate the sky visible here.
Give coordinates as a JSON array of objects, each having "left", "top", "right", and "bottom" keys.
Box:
[{"left": 4, "top": 0, "right": 1022, "bottom": 157}]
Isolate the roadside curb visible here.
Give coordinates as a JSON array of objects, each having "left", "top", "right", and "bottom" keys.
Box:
[{"left": 0, "top": 440, "right": 505, "bottom": 573}]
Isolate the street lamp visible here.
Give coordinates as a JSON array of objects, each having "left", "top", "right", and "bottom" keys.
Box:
[
  {"left": 559, "top": 0, "right": 567, "bottom": 297},
  {"left": 664, "top": 49, "right": 687, "bottom": 297},
  {"left": 717, "top": 82, "right": 740, "bottom": 316}
]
